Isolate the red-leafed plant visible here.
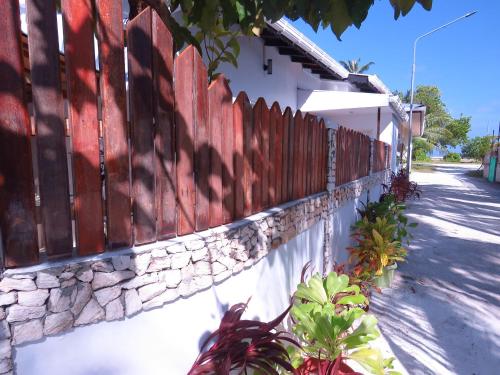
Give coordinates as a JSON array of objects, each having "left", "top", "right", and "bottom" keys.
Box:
[
  {"left": 381, "top": 169, "right": 421, "bottom": 203},
  {"left": 188, "top": 300, "right": 299, "bottom": 375}
]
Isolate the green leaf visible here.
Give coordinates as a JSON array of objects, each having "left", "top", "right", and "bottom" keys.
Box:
[
  {"left": 295, "top": 273, "right": 328, "bottom": 305},
  {"left": 325, "top": 272, "right": 349, "bottom": 299},
  {"left": 328, "top": 0, "right": 353, "bottom": 40},
  {"left": 214, "top": 37, "right": 225, "bottom": 51},
  {"left": 342, "top": 314, "right": 380, "bottom": 349},
  {"left": 235, "top": 1, "right": 247, "bottom": 21},
  {"left": 337, "top": 293, "right": 367, "bottom": 305},
  {"left": 372, "top": 229, "right": 384, "bottom": 247},
  {"left": 349, "top": 348, "right": 386, "bottom": 375}
]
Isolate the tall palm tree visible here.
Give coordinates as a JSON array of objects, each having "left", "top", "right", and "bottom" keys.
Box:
[{"left": 340, "top": 58, "right": 374, "bottom": 74}]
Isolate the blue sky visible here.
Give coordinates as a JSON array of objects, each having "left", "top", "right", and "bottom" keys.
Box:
[{"left": 292, "top": 0, "right": 500, "bottom": 138}]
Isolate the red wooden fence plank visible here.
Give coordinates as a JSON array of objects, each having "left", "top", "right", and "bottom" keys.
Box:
[
  {"left": 96, "top": 0, "right": 132, "bottom": 248},
  {"left": 293, "top": 111, "right": 303, "bottom": 200},
  {"left": 311, "top": 116, "right": 319, "bottom": 193},
  {"left": 208, "top": 78, "right": 223, "bottom": 227},
  {"left": 302, "top": 114, "right": 311, "bottom": 196},
  {"left": 317, "top": 121, "right": 323, "bottom": 192},
  {"left": 270, "top": 102, "right": 282, "bottom": 206},
  {"left": 320, "top": 120, "right": 327, "bottom": 190},
  {"left": 152, "top": 10, "right": 176, "bottom": 239},
  {"left": 26, "top": 0, "right": 72, "bottom": 257},
  {"left": 281, "top": 108, "right": 291, "bottom": 203},
  {"left": 221, "top": 79, "right": 234, "bottom": 224},
  {"left": 233, "top": 90, "right": 246, "bottom": 219},
  {"left": 252, "top": 98, "right": 265, "bottom": 212},
  {"left": 268, "top": 103, "right": 276, "bottom": 206},
  {"left": 304, "top": 114, "right": 312, "bottom": 196},
  {"left": 313, "top": 117, "right": 319, "bottom": 192},
  {"left": 234, "top": 92, "right": 253, "bottom": 217},
  {"left": 194, "top": 52, "right": 210, "bottom": 231},
  {"left": 284, "top": 108, "right": 294, "bottom": 201},
  {"left": 127, "top": 8, "right": 156, "bottom": 244},
  {"left": 260, "top": 100, "right": 270, "bottom": 208},
  {"left": 62, "top": 0, "right": 104, "bottom": 254},
  {"left": 175, "top": 46, "right": 196, "bottom": 235},
  {"left": 387, "top": 145, "right": 391, "bottom": 169},
  {"left": 0, "top": 1, "right": 39, "bottom": 267}
]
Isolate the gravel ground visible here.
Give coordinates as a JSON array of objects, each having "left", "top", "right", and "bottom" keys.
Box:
[{"left": 371, "top": 164, "right": 500, "bottom": 375}]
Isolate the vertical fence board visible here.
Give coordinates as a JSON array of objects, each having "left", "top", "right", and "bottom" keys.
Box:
[
  {"left": 293, "top": 111, "right": 303, "bottom": 200},
  {"left": 311, "top": 116, "right": 319, "bottom": 193},
  {"left": 63, "top": 0, "right": 104, "bottom": 254},
  {"left": 285, "top": 109, "right": 294, "bottom": 201},
  {"left": 96, "top": 0, "right": 132, "bottom": 248},
  {"left": 208, "top": 79, "right": 223, "bottom": 227},
  {"left": 387, "top": 145, "right": 392, "bottom": 169},
  {"left": 300, "top": 113, "right": 308, "bottom": 197},
  {"left": 152, "top": 11, "right": 176, "bottom": 239},
  {"left": 26, "top": 0, "right": 72, "bottom": 257},
  {"left": 320, "top": 121, "right": 327, "bottom": 190},
  {"left": 175, "top": 47, "right": 196, "bottom": 235},
  {"left": 260, "top": 100, "right": 270, "bottom": 208},
  {"left": 304, "top": 114, "right": 314, "bottom": 196},
  {"left": 234, "top": 92, "right": 253, "bottom": 217},
  {"left": 268, "top": 104, "right": 276, "bottom": 206},
  {"left": 252, "top": 99, "right": 264, "bottom": 212},
  {"left": 221, "top": 79, "right": 234, "bottom": 223},
  {"left": 233, "top": 91, "right": 245, "bottom": 219},
  {"left": 0, "top": 2, "right": 39, "bottom": 267},
  {"left": 281, "top": 108, "right": 291, "bottom": 203},
  {"left": 127, "top": 8, "right": 156, "bottom": 244},
  {"left": 194, "top": 54, "right": 210, "bottom": 231},
  {"left": 270, "top": 102, "right": 282, "bottom": 206}
]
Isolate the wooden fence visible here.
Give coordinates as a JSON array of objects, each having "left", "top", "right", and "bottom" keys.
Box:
[
  {"left": 372, "top": 139, "right": 388, "bottom": 173},
  {"left": 0, "top": 4, "right": 328, "bottom": 268},
  {"left": 335, "top": 127, "right": 372, "bottom": 186}
]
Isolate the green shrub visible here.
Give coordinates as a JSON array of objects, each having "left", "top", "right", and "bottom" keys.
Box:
[
  {"left": 444, "top": 152, "right": 461, "bottom": 162},
  {"left": 414, "top": 149, "right": 431, "bottom": 161}
]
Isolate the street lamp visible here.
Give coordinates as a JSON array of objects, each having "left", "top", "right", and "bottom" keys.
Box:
[{"left": 406, "top": 10, "right": 477, "bottom": 172}]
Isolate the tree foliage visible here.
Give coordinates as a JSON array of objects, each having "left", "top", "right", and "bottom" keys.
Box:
[
  {"left": 444, "top": 116, "right": 471, "bottom": 148},
  {"left": 136, "top": 0, "right": 433, "bottom": 80},
  {"left": 340, "top": 58, "right": 374, "bottom": 73},
  {"left": 398, "top": 85, "right": 470, "bottom": 155},
  {"left": 461, "top": 136, "right": 494, "bottom": 160}
]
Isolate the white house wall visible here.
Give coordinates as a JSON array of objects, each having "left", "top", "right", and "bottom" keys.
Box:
[{"left": 212, "top": 36, "right": 321, "bottom": 110}]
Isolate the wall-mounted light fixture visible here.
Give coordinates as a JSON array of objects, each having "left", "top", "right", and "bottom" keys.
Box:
[{"left": 263, "top": 58, "right": 272, "bottom": 75}]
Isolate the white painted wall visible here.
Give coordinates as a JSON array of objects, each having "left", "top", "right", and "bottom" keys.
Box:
[
  {"left": 328, "top": 112, "right": 378, "bottom": 138},
  {"left": 212, "top": 36, "right": 321, "bottom": 110},
  {"left": 213, "top": 36, "right": 360, "bottom": 111},
  {"left": 330, "top": 194, "right": 367, "bottom": 267},
  {"left": 15, "top": 222, "right": 325, "bottom": 375}
]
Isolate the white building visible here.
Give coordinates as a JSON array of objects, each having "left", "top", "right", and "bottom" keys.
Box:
[{"left": 213, "top": 19, "right": 417, "bottom": 170}]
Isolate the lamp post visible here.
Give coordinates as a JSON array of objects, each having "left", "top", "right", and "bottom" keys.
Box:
[{"left": 406, "top": 11, "right": 477, "bottom": 172}]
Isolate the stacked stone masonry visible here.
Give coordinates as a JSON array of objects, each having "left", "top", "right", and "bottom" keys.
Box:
[{"left": 0, "top": 169, "right": 389, "bottom": 374}]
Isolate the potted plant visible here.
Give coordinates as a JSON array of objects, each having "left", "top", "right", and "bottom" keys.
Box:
[
  {"left": 348, "top": 216, "right": 407, "bottom": 288},
  {"left": 358, "top": 194, "right": 417, "bottom": 246},
  {"left": 289, "top": 270, "right": 399, "bottom": 374}
]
